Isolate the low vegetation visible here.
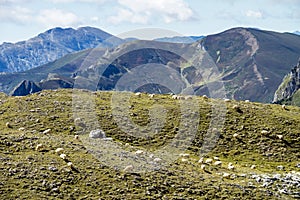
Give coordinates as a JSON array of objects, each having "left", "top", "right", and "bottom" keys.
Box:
[{"left": 0, "top": 89, "right": 299, "bottom": 199}]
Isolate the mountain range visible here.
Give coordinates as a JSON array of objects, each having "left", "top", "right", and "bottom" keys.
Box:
[
  {"left": 1, "top": 27, "right": 300, "bottom": 104},
  {"left": 0, "top": 27, "right": 122, "bottom": 73}
]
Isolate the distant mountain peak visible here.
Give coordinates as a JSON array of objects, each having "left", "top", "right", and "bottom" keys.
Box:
[{"left": 0, "top": 26, "right": 123, "bottom": 73}]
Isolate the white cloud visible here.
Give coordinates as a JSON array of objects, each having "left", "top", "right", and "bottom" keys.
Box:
[
  {"left": 0, "top": 6, "right": 32, "bottom": 24},
  {"left": 49, "top": 0, "right": 106, "bottom": 3},
  {"left": 245, "top": 10, "right": 263, "bottom": 19},
  {"left": 37, "top": 9, "right": 81, "bottom": 28},
  {"left": 108, "top": 0, "right": 194, "bottom": 24}
]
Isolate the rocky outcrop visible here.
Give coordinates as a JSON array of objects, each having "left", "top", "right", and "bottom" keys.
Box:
[
  {"left": 273, "top": 59, "right": 300, "bottom": 103},
  {"left": 0, "top": 27, "right": 123, "bottom": 73},
  {"left": 10, "top": 74, "right": 74, "bottom": 96},
  {"left": 10, "top": 80, "right": 42, "bottom": 96}
]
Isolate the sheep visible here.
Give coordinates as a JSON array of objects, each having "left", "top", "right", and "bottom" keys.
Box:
[
  {"left": 135, "top": 150, "right": 144, "bottom": 155},
  {"left": 179, "top": 153, "right": 190, "bottom": 158},
  {"left": 6, "top": 122, "right": 12, "bottom": 128},
  {"left": 200, "top": 164, "right": 206, "bottom": 170},
  {"left": 55, "top": 148, "right": 64, "bottom": 154},
  {"left": 245, "top": 100, "right": 250, "bottom": 103},
  {"left": 198, "top": 157, "right": 204, "bottom": 163},
  {"left": 251, "top": 165, "right": 256, "bottom": 169},
  {"left": 228, "top": 162, "right": 235, "bottom": 170},
  {"left": 205, "top": 158, "right": 213, "bottom": 164},
  {"left": 282, "top": 104, "right": 287, "bottom": 110},
  {"left": 177, "top": 96, "right": 185, "bottom": 100},
  {"left": 123, "top": 165, "right": 133, "bottom": 172},
  {"left": 277, "top": 134, "right": 283, "bottom": 140},
  {"left": 135, "top": 92, "right": 142, "bottom": 97},
  {"left": 202, "top": 95, "right": 208, "bottom": 99},
  {"left": 185, "top": 96, "right": 193, "bottom": 100},
  {"left": 74, "top": 135, "right": 79, "bottom": 140},
  {"left": 214, "top": 161, "right": 222, "bottom": 166},
  {"left": 181, "top": 158, "right": 189, "bottom": 162},
  {"left": 148, "top": 94, "right": 155, "bottom": 98},
  {"left": 153, "top": 158, "right": 162, "bottom": 162},
  {"left": 224, "top": 98, "right": 231, "bottom": 102},
  {"left": 35, "top": 144, "right": 43, "bottom": 151},
  {"left": 60, "top": 154, "right": 67, "bottom": 160},
  {"left": 261, "top": 130, "right": 269, "bottom": 135},
  {"left": 67, "top": 162, "right": 73, "bottom": 167},
  {"left": 213, "top": 156, "right": 220, "bottom": 161},
  {"left": 233, "top": 133, "right": 239, "bottom": 138},
  {"left": 223, "top": 172, "right": 231, "bottom": 179},
  {"left": 172, "top": 95, "right": 178, "bottom": 99}
]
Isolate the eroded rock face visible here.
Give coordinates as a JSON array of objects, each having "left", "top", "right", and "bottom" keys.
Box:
[{"left": 273, "top": 59, "right": 300, "bottom": 103}]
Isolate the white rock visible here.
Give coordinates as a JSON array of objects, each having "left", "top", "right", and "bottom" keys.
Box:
[
  {"left": 43, "top": 129, "right": 51, "bottom": 134},
  {"left": 89, "top": 129, "right": 106, "bottom": 139}
]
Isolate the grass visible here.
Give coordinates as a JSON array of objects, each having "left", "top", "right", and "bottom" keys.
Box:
[{"left": 0, "top": 89, "right": 299, "bottom": 199}]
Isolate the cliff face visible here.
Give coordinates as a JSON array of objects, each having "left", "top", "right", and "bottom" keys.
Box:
[{"left": 273, "top": 59, "right": 300, "bottom": 103}]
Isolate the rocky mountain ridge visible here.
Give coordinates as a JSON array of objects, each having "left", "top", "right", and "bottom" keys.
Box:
[
  {"left": 273, "top": 59, "right": 300, "bottom": 105},
  {"left": 0, "top": 27, "right": 122, "bottom": 73}
]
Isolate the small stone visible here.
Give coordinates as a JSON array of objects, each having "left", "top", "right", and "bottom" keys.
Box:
[
  {"left": 43, "top": 129, "right": 51, "bottom": 134},
  {"left": 6, "top": 122, "right": 12, "bottom": 128}
]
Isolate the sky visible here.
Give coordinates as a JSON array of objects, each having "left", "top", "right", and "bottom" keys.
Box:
[{"left": 0, "top": 0, "right": 299, "bottom": 44}]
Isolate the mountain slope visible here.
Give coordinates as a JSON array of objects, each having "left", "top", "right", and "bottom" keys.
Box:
[
  {"left": 154, "top": 36, "right": 204, "bottom": 43},
  {"left": 201, "top": 27, "right": 300, "bottom": 102},
  {"left": 273, "top": 59, "right": 300, "bottom": 106},
  {"left": 0, "top": 27, "right": 122, "bottom": 73},
  {"left": 0, "top": 89, "right": 299, "bottom": 199}
]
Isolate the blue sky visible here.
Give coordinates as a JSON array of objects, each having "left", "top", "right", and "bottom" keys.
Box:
[{"left": 0, "top": 0, "right": 299, "bottom": 44}]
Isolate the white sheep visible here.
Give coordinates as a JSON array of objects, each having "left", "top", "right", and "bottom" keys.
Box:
[
  {"left": 185, "top": 96, "right": 193, "bottom": 100},
  {"left": 179, "top": 153, "right": 190, "bottom": 158},
  {"left": 205, "top": 158, "right": 213, "bottom": 164},
  {"left": 172, "top": 95, "right": 178, "bottom": 99},
  {"left": 18, "top": 127, "right": 25, "bottom": 131},
  {"left": 148, "top": 94, "right": 155, "bottom": 98},
  {"left": 261, "top": 130, "right": 269, "bottom": 135},
  {"left": 67, "top": 162, "right": 73, "bottom": 167},
  {"left": 251, "top": 165, "right": 256, "bottom": 169},
  {"left": 202, "top": 95, "right": 208, "bottom": 99},
  {"left": 181, "top": 158, "right": 188, "bottom": 162},
  {"left": 153, "top": 158, "right": 162, "bottom": 162},
  {"left": 200, "top": 164, "right": 206, "bottom": 170},
  {"left": 135, "top": 150, "right": 144, "bottom": 155},
  {"left": 74, "top": 135, "right": 79, "bottom": 140},
  {"left": 214, "top": 161, "right": 222, "bottom": 166},
  {"left": 135, "top": 92, "right": 142, "bottom": 97},
  {"left": 228, "top": 162, "right": 235, "bottom": 170},
  {"left": 233, "top": 133, "right": 239, "bottom": 138},
  {"left": 60, "top": 154, "right": 67, "bottom": 160},
  {"left": 277, "top": 134, "right": 283, "bottom": 140},
  {"left": 198, "top": 157, "right": 204, "bottom": 163},
  {"left": 224, "top": 98, "right": 231, "bottom": 102},
  {"left": 35, "top": 144, "right": 43, "bottom": 151},
  {"left": 245, "top": 100, "right": 250, "bottom": 103},
  {"left": 282, "top": 104, "right": 287, "bottom": 110},
  {"left": 55, "top": 148, "right": 64, "bottom": 154},
  {"left": 213, "top": 156, "right": 220, "bottom": 161}
]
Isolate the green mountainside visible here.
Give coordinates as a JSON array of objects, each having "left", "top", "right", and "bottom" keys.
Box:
[{"left": 0, "top": 89, "right": 299, "bottom": 199}]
